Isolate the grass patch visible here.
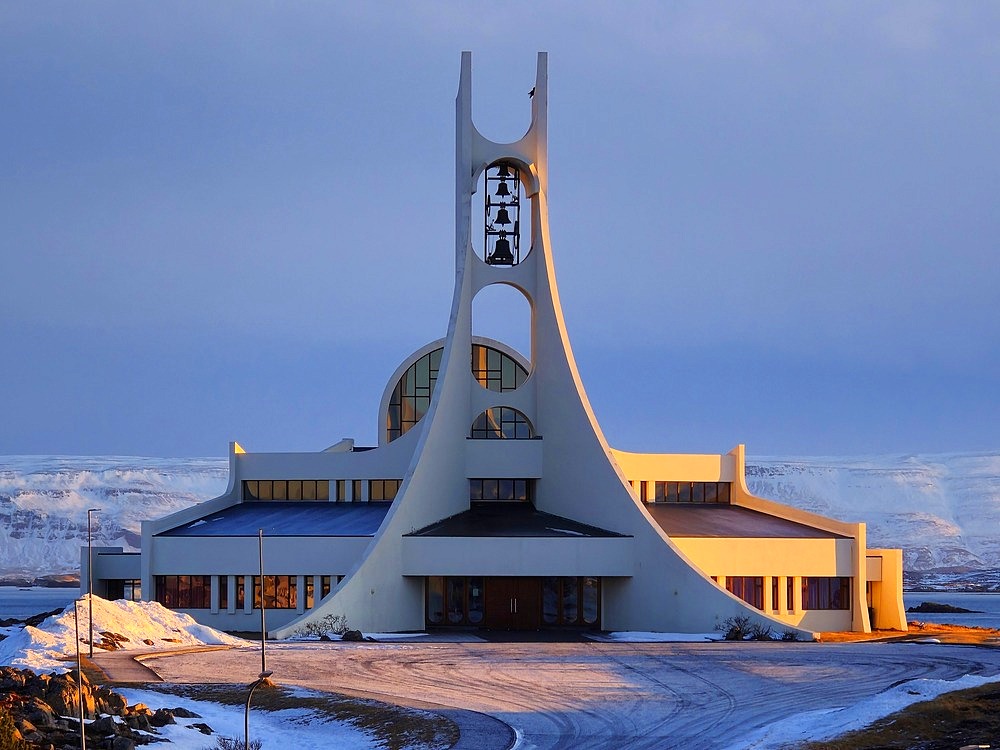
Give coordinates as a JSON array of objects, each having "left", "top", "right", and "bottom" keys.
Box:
[
  {"left": 800, "top": 682, "right": 1000, "bottom": 750},
  {"left": 142, "top": 683, "right": 458, "bottom": 750}
]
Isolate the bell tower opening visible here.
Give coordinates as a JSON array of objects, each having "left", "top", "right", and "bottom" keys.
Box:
[{"left": 481, "top": 161, "right": 527, "bottom": 266}]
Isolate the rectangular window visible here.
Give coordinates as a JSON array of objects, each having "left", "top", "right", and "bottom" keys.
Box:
[
  {"left": 469, "top": 479, "right": 533, "bottom": 502},
  {"left": 771, "top": 577, "right": 779, "bottom": 611},
  {"left": 244, "top": 479, "right": 329, "bottom": 501},
  {"left": 251, "top": 575, "right": 298, "bottom": 609},
  {"left": 802, "top": 577, "right": 851, "bottom": 610},
  {"left": 336, "top": 480, "right": 347, "bottom": 502},
  {"left": 646, "top": 481, "right": 731, "bottom": 503},
  {"left": 154, "top": 575, "right": 211, "bottom": 609},
  {"left": 219, "top": 576, "right": 228, "bottom": 610},
  {"left": 352, "top": 480, "right": 362, "bottom": 502},
  {"left": 321, "top": 575, "right": 332, "bottom": 599},
  {"left": 725, "top": 576, "right": 764, "bottom": 610},
  {"left": 369, "top": 479, "right": 402, "bottom": 501},
  {"left": 306, "top": 577, "right": 315, "bottom": 609},
  {"left": 237, "top": 577, "right": 245, "bottom": 608},
  {"left": 639, "top": 481, "right": 648, "bottom": 502},
  {"left": 787, "top": 577, "right": 794, "bottom": 612}
]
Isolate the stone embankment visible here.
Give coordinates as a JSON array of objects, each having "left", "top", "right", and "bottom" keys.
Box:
[{"left": 0, "top": 666, "right": 209, "bottom": 749}]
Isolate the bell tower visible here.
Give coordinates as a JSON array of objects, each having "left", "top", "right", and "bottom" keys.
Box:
[{"left": 273, "top": 52, "right": 780, "bottom": 635}]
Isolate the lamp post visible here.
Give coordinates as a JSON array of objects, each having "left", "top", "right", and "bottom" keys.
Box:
[
  {"left": 86, "top": 508, "right": 101, "bottom": 659},
  {"left": 244, "top": 669, "right": 273, "bottom": 750},
  {"left": 73, "top": 600, "right": 87, "bottom": 750},
  {"left": 258, "top": 528, "right": 266, "bottom": 675}
]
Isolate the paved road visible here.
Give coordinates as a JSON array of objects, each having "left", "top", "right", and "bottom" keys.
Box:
[{"left": 139, "top": 640, "right": 1000, "bottom": 750}]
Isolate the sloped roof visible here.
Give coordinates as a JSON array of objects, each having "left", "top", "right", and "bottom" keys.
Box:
[
  {"left": 157, "top": 501, "right": 392, "bottom": 537},
  {"left": 647, "top": 503, "right": 847, "bottom": 539},
  {"left": 407, "top": 502, "right": 629, "bottom": 538}
]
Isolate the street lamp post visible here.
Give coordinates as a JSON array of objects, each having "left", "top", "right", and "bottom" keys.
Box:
[
  {"left": 244, "top": 670, "right": 273, "bottom": 750},
  {"left": 258, "top": 528, "right": 266, "bottom": 675},
  {"left": 86, "top": 508, "right": 101, "bottom": 659},
  {"left": 73, "top": 600, "right": 87, "bottom": 750}
]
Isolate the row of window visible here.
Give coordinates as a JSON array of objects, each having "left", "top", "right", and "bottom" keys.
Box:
[
  {"left": 543, "top": 576, "right": 600, "bottom": 626},
  {"left": 469, "top": 478, "right": 533, "bottom": 502},
  {"left": 634, "top": 481, "right": 732, "bottom": 504},
  {"left": 154, "top": 575, "right": 335, "bottom": 610},
  {"left": 387, "top": 345, "right": 529, "bottom": 442},
  {"left": 722, "top": 576, "right": 851, "bottom": 611},
  {"left": 243, "top": 480, "right": 330, "bottom": 502},
  {"left": 242, "top": 479, "right": 401, "bottom": 503}
]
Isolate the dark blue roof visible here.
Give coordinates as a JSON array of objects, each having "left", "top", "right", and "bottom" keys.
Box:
[{"left": 158, "top": 501, "right": 393, "bottom": 537}]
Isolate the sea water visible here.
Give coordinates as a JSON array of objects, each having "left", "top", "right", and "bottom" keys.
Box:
[
  {"left": 0, "top": 586, "right": 78, "bottom": 621},
  {"left": 903, "top": 591, "right": 1000, "bottom": 630}
]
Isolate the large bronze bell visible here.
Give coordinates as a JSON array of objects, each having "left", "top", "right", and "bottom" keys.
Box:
[
  {"left": 495, "top": 180, "right": 511, "bottom": 197},
  {"left": 496, "top": 163, "right": 511, "bottom": 178},
  {"left": 494, "top": 208, "right": 511, "bottom": 225},
  {"left": 488, "top": 237, "right": 515, "bottom": 265}
]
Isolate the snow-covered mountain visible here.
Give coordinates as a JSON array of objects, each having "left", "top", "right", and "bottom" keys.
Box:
[
  {"left": 0, "top": 452, "right": 997, "bottom": 583},
  {"left": 0, "top": 456, "right": 228, "bottom": 581},
  {"left": 746, "top": 452, "right": 1000, "bottom": 573}
]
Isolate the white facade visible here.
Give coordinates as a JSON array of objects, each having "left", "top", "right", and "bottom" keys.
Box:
[{"left": 90, "top": 53, "right": 906, "bottom": 638}]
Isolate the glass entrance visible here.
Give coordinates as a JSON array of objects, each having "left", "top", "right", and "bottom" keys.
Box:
[{"left": 425, "top": 576, "right": 601, "bottom": 630}]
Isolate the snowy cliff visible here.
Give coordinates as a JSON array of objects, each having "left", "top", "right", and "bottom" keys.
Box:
[{"left": 0, "top": 452, "right": 997, "bottom": 581}]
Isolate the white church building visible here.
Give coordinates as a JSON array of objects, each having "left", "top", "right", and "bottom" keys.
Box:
[{"left": 87, "top": 53, "right": 906, "bottom": 638}]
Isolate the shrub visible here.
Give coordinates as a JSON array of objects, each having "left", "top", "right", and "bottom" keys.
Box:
[
  {"left": 294, "top": 613, "right": 349, "bottom": 639},
  {"left": 205, "top": 737, "right": 262, "bottom": 750},
  {"left": 748, "top": 621, "right": 774, "bottom": 641},
  {"left": 780, "top": 629, "right": 799, "bottom": 642},
  {"left": 0, "top": 706, "right": 27, "bottom": 750},
  {"left": 718, "top": 615, "right": 753, "bottom": 640}
]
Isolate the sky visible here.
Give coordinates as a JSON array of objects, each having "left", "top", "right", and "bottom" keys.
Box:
[{"left": 1, "top": 2, "right": 998, "bottom": 458}]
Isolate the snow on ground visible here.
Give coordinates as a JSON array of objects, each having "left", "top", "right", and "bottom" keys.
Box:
[
  {"left": 117, "top": 687, "right": 379, "bottom": 750},
  {"left": 0, "top": 595, "right": 247, "bottom": 672},
  {"left": 589, "top": 630, "right": 719, "bottom": 642},
  {"left": 728, "top": 673, "right": 997, "bottom": 749}
]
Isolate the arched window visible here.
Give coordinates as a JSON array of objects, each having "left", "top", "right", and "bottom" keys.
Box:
[
  {"left": 386, "top": 344, "right": 528, "bottom": 442},
  {"left": 470, "top": 407, "right": 534, "bottom": 439},
  {"left": 471, "top": 343, "right": 527, "bottom": 392},
  {"left": 386, "top": 348, "right": 442, "bottom": 442}
]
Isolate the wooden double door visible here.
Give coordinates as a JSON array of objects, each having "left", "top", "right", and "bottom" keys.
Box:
[{"left": 484, "top": 577, "right": 542, "bottom": 630}]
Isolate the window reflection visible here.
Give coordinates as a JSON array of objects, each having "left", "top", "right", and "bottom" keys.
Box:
[
  {"left": 467, "top": 577, "right": 484, "bottom": 624},
  {"left": 427, "top": 577, "right": 445, "bottom": 624},
  {"left": 446, "top": 578, "right": 466, "bottom": 624},
  {"left": 470, "top": 407, "right": 535, "bottom": 439}
]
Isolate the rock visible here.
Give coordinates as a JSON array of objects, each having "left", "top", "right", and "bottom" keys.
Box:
[
  {"left": 111, "top": 737, "right": 136, "bottom": 750},
  {"left": 189, "top": 722, "right": 214, "bottom": 735},
  {"left": 95, "top": 685, "right": 128, "bottom": 715},
  {"left": 149, "top": 708, "right": 176, "bottom": 727},
  {"left": 907, "top": 601, "right": 982, "bottom": 614},
  {"left": 171, "top": 707, "right": 201, "bottom": 719},
  {"left": 342, "top": 629, "right": 364, "bottom": 642},
  {"left": 88, "top": 715, "right": 119, "bottom": 737},
  {"left": 124, "top": 713, "right": 151, "bottom": 732},
  {"left": 142, "top": 639, "right": 154, "bottom": 646},
  {"left": 45, "top": 673, "right": 95, "bottom": 718},
  {"left": 23, "top": 696, "right": 57, "bottom": 727}
]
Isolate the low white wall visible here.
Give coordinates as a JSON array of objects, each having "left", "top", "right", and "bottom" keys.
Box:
[
  {"left": 151, "top": 536, "right": 369, "bottom": 576},
  {"left": 465, "top": 438, "right": 543, "bottom": 478},
  {"left": 672, "top": 538, "right": 855, "bottom": 577},
  {"left": 401, "top": 536, "right": 634, "bottom": 576}
]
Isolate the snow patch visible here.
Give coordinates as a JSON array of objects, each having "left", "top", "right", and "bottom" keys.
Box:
[{"left": 0, "top": 595, "right": 247, "bottom": 672}]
